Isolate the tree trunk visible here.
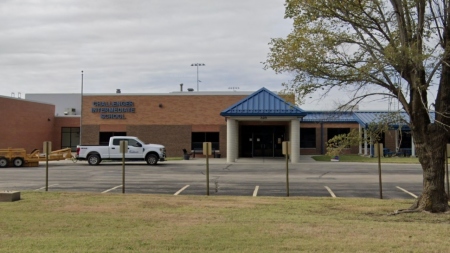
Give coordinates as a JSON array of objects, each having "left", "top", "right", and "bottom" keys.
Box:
[{"left": 411, "top": 126, "right": 449, "bottom": 212}]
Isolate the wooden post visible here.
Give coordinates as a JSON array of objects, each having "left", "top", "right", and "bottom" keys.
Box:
[{"left": 377, "top": 142, "right": 383, "bottom": 199}]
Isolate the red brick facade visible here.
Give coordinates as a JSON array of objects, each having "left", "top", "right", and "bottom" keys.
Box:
[
  {"left": 1, "top": 93, "right": 403, "bottom": 158},
  {"left": 299, "top": 122, "right": 360, "bottom": 155},
  {"left": 0, "top": 96, "right": 55, "bottom": 152}
]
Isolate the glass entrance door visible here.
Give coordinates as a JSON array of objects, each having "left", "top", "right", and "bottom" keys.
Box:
[
  {"left": 239, "top": 125, "right": 286, "bottom": 158},
  {"left": 253, "top": 133, "right": 272, "bottom": 157}
]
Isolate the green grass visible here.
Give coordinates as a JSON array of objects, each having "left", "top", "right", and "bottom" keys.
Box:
[
  {"left": 1, "top": 192, "right": 450, "bottom": 252},
  {"left": 312, "top": 154, "right": 432, "bottom": 163}
]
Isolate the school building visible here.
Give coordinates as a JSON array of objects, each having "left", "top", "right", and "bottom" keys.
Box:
[{"left": 0, "top": 87, "right": 416, "bottom": 162}]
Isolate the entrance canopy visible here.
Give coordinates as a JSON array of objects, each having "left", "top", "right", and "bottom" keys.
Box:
[
  {"left": 220, "top": 87, "right": 307, "bottom": 117},
  {"left": 220, "top": 87, "right": 307, "bottom": 163}
]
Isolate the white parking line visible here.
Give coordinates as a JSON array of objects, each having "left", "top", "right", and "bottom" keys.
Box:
[
  {"left": 34, "top": 184, "right": 59, "bottom": 191},
  {"left": 396, "top": 186, "right": 418, "bottom": 198},
  {"left": 174, "top": 185, "right": 190, "bottom": 195},
  {"left": 102, "top": 185, "right": 122, "bottom": 193},
  {"left": 253, "top": 186, "right": 259, "bottom": 197},
  {"left": 324, "top": 186, "right": 336, "bottom": 198}
]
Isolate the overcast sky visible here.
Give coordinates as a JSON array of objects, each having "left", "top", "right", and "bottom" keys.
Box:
[{"left": 0, "top": 0, "right": 393, "bottom": 110}]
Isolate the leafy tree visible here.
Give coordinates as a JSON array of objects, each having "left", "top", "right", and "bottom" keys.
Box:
[
  {"left": 266, "top": 0, "right": 450, "bottom": 213},
  {"left": 326, "top": 129, "right": 360, "bottom": 158}
]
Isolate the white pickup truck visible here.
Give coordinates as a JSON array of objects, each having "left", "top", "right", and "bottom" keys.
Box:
[{"left": 76, "top": 136, "right": 166, "bottom": 165}]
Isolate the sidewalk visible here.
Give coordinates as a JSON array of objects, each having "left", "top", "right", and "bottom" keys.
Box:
[
  {"left": 166, "top": 155, "right": 317, "bottom": 165},
  {"left": 43, "top": 155, "right": 317, "bottom": 165}
]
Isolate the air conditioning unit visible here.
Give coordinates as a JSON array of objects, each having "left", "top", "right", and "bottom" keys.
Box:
[{"left": 64, "top": 108, "right": 77, "bottom": 115}]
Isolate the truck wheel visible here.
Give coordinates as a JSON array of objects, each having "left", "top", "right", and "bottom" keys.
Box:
[
  {"left": 13, "top": 158, "right": 24, "bottom": 167},
  {"left": 146, "top": 154, "right": 158, "bottom": 165},
  {"left": 0, "top": 158, "right": 8, "bottom": 168},
  {"left": 87, "top": 154, "right": 101, "bottom": 165}
]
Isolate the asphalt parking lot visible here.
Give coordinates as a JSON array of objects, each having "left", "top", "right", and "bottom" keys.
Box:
[{"left": 0, "top": 157, "right": 423, "bottom": 199}]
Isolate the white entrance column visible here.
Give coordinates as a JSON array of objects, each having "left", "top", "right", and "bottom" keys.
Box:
[
  {"left": 290, "top": 119, "right": 300, "bottom": 163},
  {"left": 226, "top": 118, "right": 238, "bottom": 163},
  {"left": 411, "top": 137, "right": 416, "bottom": 157}
]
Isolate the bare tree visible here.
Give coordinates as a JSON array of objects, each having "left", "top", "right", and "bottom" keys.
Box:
[{"left": 266, "top": 0, "right": 450, "bottom": 212}]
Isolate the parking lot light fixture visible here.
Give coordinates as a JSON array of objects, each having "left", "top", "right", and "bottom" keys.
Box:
[{"left": 191, "top": 63, "right": 205, "bottom": 91}]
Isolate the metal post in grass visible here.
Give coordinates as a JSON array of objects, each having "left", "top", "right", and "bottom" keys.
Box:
[
  {"left": 283, "top": 141, "right": 290, "bottom": 197},
  {"left": 43, "top": 141, "right": 52, "bottom": 192},
  {"left": 203, "top": 142, "right": 212, "bottom": 196},
  {"left": 377, "top": 142, "right": 383, "bottom": 199},
  {"left": 120, "top": 140, "right": 128, "bottom": 194}
]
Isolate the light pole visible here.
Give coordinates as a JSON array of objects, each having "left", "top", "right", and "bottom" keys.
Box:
[
  {"left": 191, "top": 63, "right": 205, "bottom": 91},
  {"left": 80, "top": 70, "right": 83, "bottom": 145}
]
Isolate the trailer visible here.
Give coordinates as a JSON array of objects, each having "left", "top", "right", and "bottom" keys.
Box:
[{"left": 0, "top": 148, "right": 75, "bottom": 168}]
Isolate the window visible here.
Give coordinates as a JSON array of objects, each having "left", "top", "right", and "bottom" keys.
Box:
[
  {"left": 327, "top": 128, "right": 350, "bottom": 141},
  {"left": 300, "top": 128, "right": 316, "bottom": 148},
  {"left": 99, "top": 132, "right": 126, "bottom": 145},
  {"left": 112, "top": 138, "right": 141, "bottom": 147},
  {"left": 399, "top": 130, "right": 412, "bottom": 149},
  {"left": 192, "top": 132, "right": 219, "bottom": 150},
  {"left": 61, "top": 127, "right": 80, "bottom": 152}
]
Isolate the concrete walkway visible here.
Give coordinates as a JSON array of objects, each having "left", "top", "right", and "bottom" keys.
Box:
[
  {"left": 54, "top": 154, "right": 318, "bottom": 165},
  {"left": 166, "top": 155, "right": 317, "bottom": 165}
]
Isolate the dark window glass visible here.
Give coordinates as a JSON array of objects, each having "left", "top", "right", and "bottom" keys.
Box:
[
  {"left": 300, "top": 128, "right": 316, "bottom": 148},
  {"left": 99, "top": 132, "right": 126, "bottom": 146},
  {"left": 61, "top": 127, "right": 80, "bottom": 152},
  {"left": 205, "top": 132, "right": 219, "bottom": 142},
  {"left": 399, "top": 131, "right": 412, "bottom": 149},
  {"left": 327, "top": 128, "right": 350, "bottom": 141},
  {"left": 191, "top": 132, "right": 220, "bottom": 150}
]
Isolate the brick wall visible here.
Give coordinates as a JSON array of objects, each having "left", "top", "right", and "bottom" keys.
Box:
[
  {"left": 81, "top": 125, "right": 100, "bottom": 145},
  {"left": 384, "top": 130, "right": 397, "bottom": 151},
  {"left": 127, "top": 125, "right": 191, "bottom": 157},
  {"left": 80, "top": 94, "right": 246, "bottom": 157},
  {"left": 2, "top": 93, "right": 403, "bottom": 157},
  {"left": 82, "top": 95, "right": 247, "bottom": 126},
  {"left": 0, "top": 97, "right": 55, "bottom": 153},
  {"left": 300, "top": 122, "right": 361, "bottom": 155}
]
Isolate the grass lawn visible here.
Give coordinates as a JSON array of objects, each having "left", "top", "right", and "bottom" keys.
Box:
[
  {"left": 1, "top": 192, "right": 450, "bottom": 252},
  {"left": 312, "top": 154, "right": 437, "bottom": 164}
]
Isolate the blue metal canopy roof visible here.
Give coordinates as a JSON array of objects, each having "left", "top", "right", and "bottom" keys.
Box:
[
  {"left": 220, "top": 87, "right": 307, "bottom": 117},
  {"left": 352, "top": 112, "right": 408, "bottom": 128},
  {"left": 353, "top": 111, "right": 435, "bottom": 129},
  {"left": 302, "top": 111, "right": 356, "bottom": 122}
]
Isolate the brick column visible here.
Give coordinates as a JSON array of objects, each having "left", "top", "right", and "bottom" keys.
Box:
[{"left": 290, "top": 119, "right": 300, "bottom": 163}]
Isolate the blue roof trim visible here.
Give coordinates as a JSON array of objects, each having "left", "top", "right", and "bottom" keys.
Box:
[
  {"left": 302, "top": 111, "right": 356, "bottom": 123},
  {"left": 353, "top": 112, "right": 410, "bottom": 129},
  {"left": 220, "top": 87, "right": 307, "bottom": 117}
]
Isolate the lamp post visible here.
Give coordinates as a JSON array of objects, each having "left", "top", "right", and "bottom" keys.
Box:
[
  {"left": 80, "top": 70, "right": 83, "bottom": 145},
  {"left": 191, "top": 63, "right": 205, "bottom": 91}
]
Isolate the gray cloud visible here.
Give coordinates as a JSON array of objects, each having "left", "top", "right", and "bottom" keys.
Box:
[
  {"left": 0, "top": 0, "right": 393, "bottom": 110},
  {"left": 0, "top": 0, "right": 293, "bottom": 94}
]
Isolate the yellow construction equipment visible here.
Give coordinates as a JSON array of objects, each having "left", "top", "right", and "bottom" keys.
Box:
[{"left": 0, "top": 148, "right": 75, "bottom": 168}]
